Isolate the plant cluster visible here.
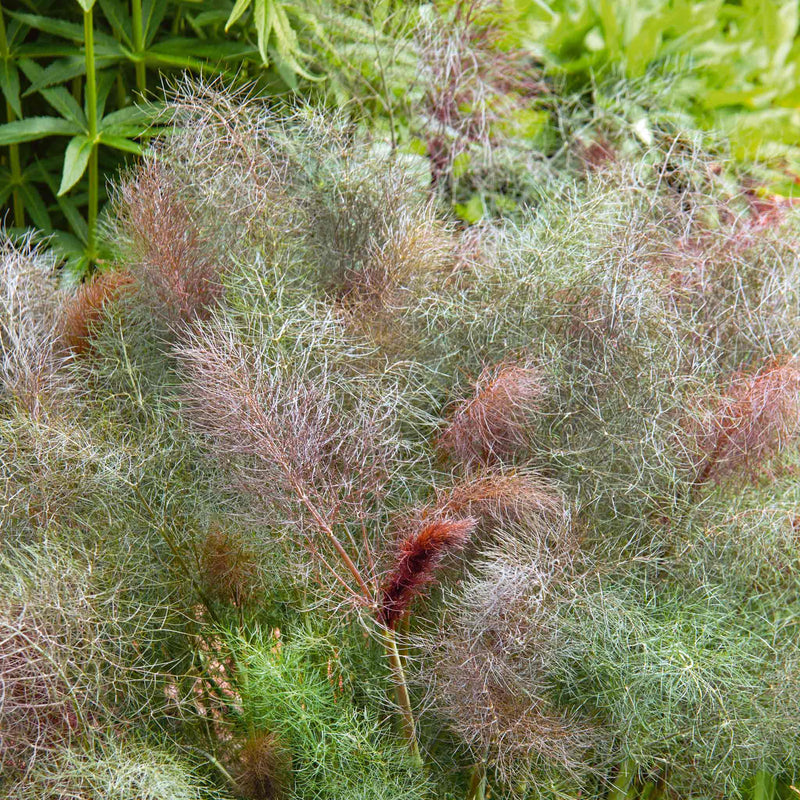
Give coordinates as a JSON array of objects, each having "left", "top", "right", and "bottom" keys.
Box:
[
  {"left": 519, "top": 0, "right": 800, "bottom": 180},
  {"left": 6, "top": 0, "right": 800, "bottom": 278},
  {"left": 1, "top": 80, "right": 800, "bottom": 800},
  {"left": 0, "top": 0, "right": 416, "bottom": 274}
]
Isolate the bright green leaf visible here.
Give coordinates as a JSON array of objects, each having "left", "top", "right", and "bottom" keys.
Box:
[
  {"left": 455, "top": 193, "right": 485, "bottom": 224},
  {"left": 226, "top": 0, "right": 252, "bottom": 31},
  {"left": 18, "top": 59, "right": 87, "bottom": 127},
  {"left": 0, "top": 61, "right": 21, "bottom": 118},
  {"left": 271, "top": 49, "right": 299, "bottom": 89},
  {"left": 451, "top": 151, "right": 471, "bottom": 180},
  {"left": 98, "top": 133, "right": 143, "bottom": 154},
  {"left": 753, "top": 770, "right": 777, "bottom": 800},
  {"left": 58, "top": 134, "right": 93, "bottom": 195},
  {"left": 0, "top": 116, "right": 79, "bottom": 145},
  {"left": 98, "top": 0, "right": 133, "bottom": 47},
  {"left": 270, "top": 1, "right": 297, "bottom": 56},
  {"left": 253, "top": 0, "right": 273, "bottom": 65}
]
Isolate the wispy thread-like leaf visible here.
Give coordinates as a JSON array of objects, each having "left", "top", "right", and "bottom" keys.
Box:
[
  {"left": 176, "top": 314, "right": 405, "bottom": 605},
  {"left": 0, "top": 234, "right": 68, "bottom": 416},
  {"left": 439, "top": 360, "right": 544, "bottom": 468},
  {"left": 691, "top": 357, "right": 800, "bottom": 486},
  {"left": 112, "top": 159, "right": 223, "bottom": 324},
  {"left": 58, "top": 269, "right": 133, "bottom": 354}
]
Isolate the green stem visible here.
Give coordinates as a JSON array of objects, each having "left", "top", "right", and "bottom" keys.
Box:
[
  {"left": 131, "top": 0, "right": 146, "bottom": 96},
  {"left": 188, "top": 748, "right": 239, "bottom": 792},
  {"left": 381, "top": 626, "right": 422, "bottom": 767},
  {"left": 608, "top": 759, "right": 638, "bottom": 800},
  {"left": 83, "top": 6, "right": 98, "bottom": 261},
  {"left": 466, "top": 762, "right": 487, "bottom": 800},
  {"left": 87, "top": 147, "right": 98, "bottom": 258},
  {"left": 114, "top": 70, "right": 126, "bottom": 109},
  {"left": 0, "top": 3, "right": 23, "bottom": 227},
  {"left": 639, "top": 781, "right": 656, "bottom": 800},
  {"left": 5, "top": 101, "right": 23, "bottom": 228}
]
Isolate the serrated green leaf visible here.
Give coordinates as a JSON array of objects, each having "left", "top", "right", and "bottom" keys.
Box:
[
  {"left": 271, "top": 46, "right": 319, "bottom": 82},
  {"left": 148, "top": 37, "right": 254, "bottom": 59},
  {"left": 94, "top": 69, "right": 117, "bottom": 120},
  {"left": 58, "top": 134, "right": 93, "bottom": 195},
  {"left": 23, "top": 56, "right": 85, "bottom": 94},
  {"left": 6, "top": 19, "right": 28, "bottom": 49},
  {"left": 95, "top": 41, "right": 127, "bottom": 58},
  {"left": 10, "top": 12, "right": 121, "bottom": 51},
  {"left": 9, "top": 12, "right": 86, "bottom": 42},
  {"left": 16, "top": 43, "right": 88, "bottom": 59},
  {"left": 0, "top": 116, "right": 79, "bottom": 144},
  {"left": 98, "top": 104, "right": 150, "bottom": 128},
  {"left": 253, "top": 0, "right": 273, "bottom": 65},
  {"left": 98, "top": 133, "right": 143, "bottom": 154},
  {"left": 98, "top": 0, "right": 133, "bottom": 47},
  {"left": 271, "top": 49, "right": 298, "bottom": 89},
  {"left": 143, "top": 50, "right": 229, "bottom": 73},
  {"left": 226, "top": 0, "right": 252, "bottom": 31},
  {"left": 143, "top": 0, "right": 168, "bottom": 47},
  {"left": 98, "top": 107, "right": 154, "bottom": 139},
  {"left": 22, "top": 54, "right": 124, "bottom": 97},
  {"left": 0, "top": 60, "right": 21, "bottom": 118},
  {"left": 19, "top": 183, "right": 52, "bottom": 229},
  {"left": 270, "top": 1, "right": 297, "bottom": 55},
  {"left": 192, "top": 10, "right": 232, "bottom": 26},
  {"left": 18, "top": 59, "right": 87, "bottom": 127},
  {"left": 100, "top": 123, "right": 152, "bottom": 138}
]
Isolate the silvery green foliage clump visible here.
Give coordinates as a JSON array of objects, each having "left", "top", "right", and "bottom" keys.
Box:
[
  {"left": 5, "top": 737, "right": 222, "bottom": 800},
  {"left": 1, "top": 80, "right": 799, "bottom": 800},
  {"left": 0, "top": 234, "right": 68, "bottom": 417}
]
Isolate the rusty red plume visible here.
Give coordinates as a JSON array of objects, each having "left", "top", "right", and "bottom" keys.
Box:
[{"left": 378, "top": 516, "right": 476, "bottom": 629}]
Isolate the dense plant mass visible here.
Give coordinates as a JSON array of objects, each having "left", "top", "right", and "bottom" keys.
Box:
[
  {"left": 2, "top": 75, "right": 800, "bottom": 800},
  {"left": 2, "top": 0, "right": 800, "bottom": 275}
]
